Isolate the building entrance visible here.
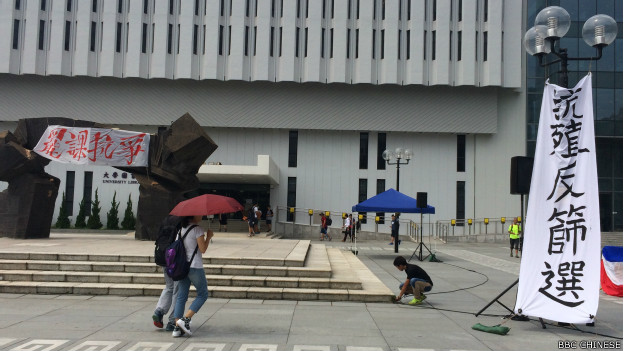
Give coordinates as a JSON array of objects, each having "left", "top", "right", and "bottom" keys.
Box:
[{"left": 188, "top": 183, "right": 271, "bottom": 221}]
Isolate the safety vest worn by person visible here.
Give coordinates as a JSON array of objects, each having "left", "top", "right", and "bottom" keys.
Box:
[{"left": 508, "top": 224, "right": 521, "bottom": 239}]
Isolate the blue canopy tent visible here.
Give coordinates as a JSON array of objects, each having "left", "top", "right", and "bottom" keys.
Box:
[{"left": 351, "top": 188, "right": 435, "bottom": 214}]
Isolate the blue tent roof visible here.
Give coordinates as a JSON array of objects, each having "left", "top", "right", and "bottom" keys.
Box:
[{"left": 351, "top": 188, "right": 435, "bottom": 214}]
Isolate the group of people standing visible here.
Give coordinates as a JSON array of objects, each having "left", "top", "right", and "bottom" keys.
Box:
[
  {"left": 247, "top": 204, "right": 273, "bottom": 237},
  {"left": 318, "top": 212, "right": 359, "bottom": 242}
]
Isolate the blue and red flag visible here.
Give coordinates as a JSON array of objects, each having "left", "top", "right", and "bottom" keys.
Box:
[{"left": 601, "top": 246, "right": 623, "bottom": 297}]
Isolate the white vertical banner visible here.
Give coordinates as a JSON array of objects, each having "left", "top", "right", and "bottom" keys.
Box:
[{"left": 515, "top": 75, "right": 600, "bottom": 324}]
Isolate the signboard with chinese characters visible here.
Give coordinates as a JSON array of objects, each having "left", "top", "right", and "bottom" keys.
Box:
[
  {"left": 515, "top": 75, "right": 600, "bottom": 324},
  {"left": 34, "top": 126, "right": 150, "bottom": 167}
]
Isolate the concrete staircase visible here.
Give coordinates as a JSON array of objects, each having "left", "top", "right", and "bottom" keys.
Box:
[{"left": 0, "top": 236, "right": 393, "bottom": 302}]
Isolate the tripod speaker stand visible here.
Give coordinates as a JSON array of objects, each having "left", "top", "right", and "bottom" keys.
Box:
[{"left": 409, "top": 192, "right": 433, "bottom": 262}]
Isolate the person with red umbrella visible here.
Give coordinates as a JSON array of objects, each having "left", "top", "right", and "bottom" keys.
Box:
[{"left": 171, "top": 215, "right": 214, "bottom": 337}]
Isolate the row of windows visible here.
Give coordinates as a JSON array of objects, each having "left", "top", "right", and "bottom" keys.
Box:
[
  {"left": 13, "top": 17, "right": 489, "bottom": 64},
  {"left": 12, "top": 2, "right": 492, "bottom": 63},
  {"left": 288, "top": 131, "right": 466, "bottom": 173},
  {"left": 14, "top": 0, "right": 488, "bottom": 23}
]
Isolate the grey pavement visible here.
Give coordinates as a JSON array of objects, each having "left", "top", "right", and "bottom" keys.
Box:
[{"left": 0, "top": 233, "right": 621, "bottom": 351}]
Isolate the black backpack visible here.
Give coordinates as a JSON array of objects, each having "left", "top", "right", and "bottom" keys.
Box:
[
  {"left": 154, "top": 216, "right": 182, "bottom": 267},
  {"left": 326, "top": 217, "right": 333, "bottom": 226}
]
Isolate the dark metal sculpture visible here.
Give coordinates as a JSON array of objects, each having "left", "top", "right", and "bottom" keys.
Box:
[{"left": 0, "top": 113, "right": 217, "bottom": 240}]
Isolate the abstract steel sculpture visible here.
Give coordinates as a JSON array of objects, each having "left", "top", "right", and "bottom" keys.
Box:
[{"left": 0, "top": 113, "right": 217, "bottom": 240}]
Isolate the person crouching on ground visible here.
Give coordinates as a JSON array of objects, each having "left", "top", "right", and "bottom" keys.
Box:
[
  {"left": 172, "top": 215, "right": 213, "bottom": 337},
  {"left": 393, "top": 256, "right": 433, "bottom": 305}
]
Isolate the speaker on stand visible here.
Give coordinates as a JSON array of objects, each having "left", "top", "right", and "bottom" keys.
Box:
[{"left": 409, "top": 192, "right": 433, "bottom": 262}]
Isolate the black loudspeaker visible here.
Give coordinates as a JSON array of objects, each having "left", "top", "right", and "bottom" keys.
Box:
[
  {"left": 510, "top": 156, "right": 534, "bottom": 195},
  {"left": 417, "top": 192, "right": 428, "bottom": 208}
]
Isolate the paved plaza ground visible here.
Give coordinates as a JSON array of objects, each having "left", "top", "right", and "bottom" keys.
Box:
[{"left": 0, "top": 232, "right": 621, "bottom": 351}]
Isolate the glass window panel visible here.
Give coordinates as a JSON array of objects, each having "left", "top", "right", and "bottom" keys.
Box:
[
  {"left": 596, "top": 88, "right": 615, "bottom": 120},
  {"left": 616, "top": 39, "right": 622, "bottom": 72},
  {"left": 596, "top": 1, "right": 614, "bottom": 17},
  {"left": 527, "top": 54, "right": 545, "bottom": 77},
  {"left": 527, "top": 94, "right": 542, "bottom": 123},
  {"left": 595, "top": 120, "right": 615, "bottom": 136},
  {"left": 527, "top": 123, "right": 538, "bottom": 140},
  {"left": 596, "top": 138, "right": 613, "bottom": 177},
  {"left": 615, "top": 119, "right": 623, "bottom": 136},
  {"left": 559, "top": 0, "right": 579, "bottom": 22},
  {"left": 595, "top": 71, "right": 615, "bottom": 89},
  {"left": 598, "top": 178, "right": 612, "bottom": 191},
  {"left": 615, "top": 89, "right": 622, "bottom": 120},
  {"left": 597, "top": 42, "right": 615, "bottom": 72},
  {"left": 559, "top": 37, "right": 578, "bottom": 71},
  {"left": 527, "top": 141, "right": 536, "bottom": 158},
  {"left": 578, "top": 1, "right": 596, "bottom": 21},
  {"left": 527, "top": 78, "right": 545, "bottom": 91},
  {"left": 615, "top": 138, "right": 623, "bottom": 175},
  {"left": 616, "top": 0, "right": 622, "bottom": 22}
]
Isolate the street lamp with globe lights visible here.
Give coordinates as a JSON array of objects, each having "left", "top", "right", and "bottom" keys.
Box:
[
  {"left": 382, "top": 147, "right": 412, "bottom": 192},
  {"left": 524, "top": 6, "right": 617, "bottom": 88}
]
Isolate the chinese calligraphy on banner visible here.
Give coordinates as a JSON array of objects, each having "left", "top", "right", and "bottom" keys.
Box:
[
  {"left": 34, "top": 126, "right": 150, "bottom": 167},
  {"left": 515, "top": 75, "right": 600, "bottom": 324}
]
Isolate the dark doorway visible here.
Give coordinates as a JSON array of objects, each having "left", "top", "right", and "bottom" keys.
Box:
[{"left": 599, "top": 193, "right": 613, "bottom": 232}]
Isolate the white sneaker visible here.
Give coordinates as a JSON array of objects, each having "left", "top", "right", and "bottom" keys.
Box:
[
  {"left": 172, "top": 326, "right": 184, "bottom": 337},
  {"left": 176, "top": 317, "right": 192, "bottom": 336}
]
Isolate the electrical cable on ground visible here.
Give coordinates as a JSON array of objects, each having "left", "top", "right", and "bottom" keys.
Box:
[{"left": 366, "top": 250, "right": 623, "bottom": 339}]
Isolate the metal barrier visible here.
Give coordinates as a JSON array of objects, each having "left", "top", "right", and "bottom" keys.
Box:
[{"left": 435, "top": 217, "right": 519, "bottom": 242}]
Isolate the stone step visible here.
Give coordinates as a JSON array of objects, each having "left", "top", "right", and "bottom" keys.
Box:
[
  {"left": 0, "top": 270, "right": 361, "bottom": 289},
  {"left": 0, "top": 281, "right": 389, "bottom": 302},
  {"left": 0, "top": 245, "right": 307, "bottom": 267},
  {"left": 0, "top": 259, "right": 331, "bottom": 277}
]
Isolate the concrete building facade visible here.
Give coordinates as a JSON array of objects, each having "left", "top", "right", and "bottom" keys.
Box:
[{"left": 0, "top": 0, "right": 528, "bottom": 233}]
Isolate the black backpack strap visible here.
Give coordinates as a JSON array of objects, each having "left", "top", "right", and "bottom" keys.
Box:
[{"left": 180, "top": 224, "right": 200, "bottom": 263}]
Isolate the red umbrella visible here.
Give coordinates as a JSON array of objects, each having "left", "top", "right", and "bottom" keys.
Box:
[{"left": 169, "top": 194, "right": 244, "bottom": 216}]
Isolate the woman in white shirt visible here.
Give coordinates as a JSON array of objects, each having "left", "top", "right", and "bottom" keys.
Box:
[{"left": 172, "top": 215, "right": 213, "bottom": 337}]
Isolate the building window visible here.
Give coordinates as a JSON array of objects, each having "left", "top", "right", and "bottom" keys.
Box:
[
  {"left": 64, "top": 21, "right": 72, "bottom": 51},
  {"left": 115, "top": 22, "right": 122, "bottom": 52},
  {"left": 457, "top": 31, "right": 462, "bottom": 61},
  {"left": 432, "top": 0, "right": 436, "bottom": 20},
  {"left": 359, "top": 132, "right": 369, "bottom": 169},
  {"left": 193, "top": 24, "right": 198, "bottom": 55},
  {"left": 295, "top": 27, "right": 300, "bottom": 57},
  {"left": 432, "top": 30, "right": 436, "bottom": 60},
  {"left": 358, "top": 178, "right": 367, "bottom": 224},
  {"left": 65, "top": 171, "right": 75, "bottom": 216},
  {"left": 288, "top": 130, "right": 298, "bottom": 167},
  {"left": 90, "top": 21, "right": 96, "bottom": 52},
  {"left": 38, "top": 20, "right": 45, "bottom": 50},
  {"left": 330, "top": 28, "right": 333, "bottom": 58},
  {"left": 144, "top": 0, "right": 149, "bottom": 14},
  {"left": 141, "top": 23, "right": 147, "bottom": 53},
  {"left": 457, "top": 134, "right": 466, "bottom": 172},
  {"left": 66, "top": 0, "right": 72, "bottom": 12},
  {"left": 376, "top": 179, "right": 385, "bottom": 224},
  {"left": 483, "top": 0, "right": 488, "bottom": 22},
  {"left": 117, "top": 0, "right": 123, "bottom": 13},
  {"left": 456, "top": 181, "right": 465, "bottom": 225},
  {"left": 15, "top": 0, "right": 21, "bottom": 10},
  {"left": 167, "top": 24, "right": 173, "bottom": 54},
  {"left": 449, "top": 31, "right": 452, "bottom": 60},
  {"left": 270, "top": 26, "right": 275, "bottom": 57},
  {"left": 40, "top": 0, "right": 46, "bottom": 11},
  {"left": 84, "top": 171, "right": 93, "bottom": 214},
  {"left": 381, "top": 29, "right": 385, "bottom": 59},
  {"left": 406, "top": 30, "right": 410, "bottom": 59},
  {"left": 346, "top": 29, "right": 350, "bottom": 59},
  {"left": 483, "top": 31, "right": 488, "bottom": 61},
  {"left": 287, "top": 177, "right": 296, "bottom": 222},
  {"left": 321, "top": 27, "right": 325, "bottom": 58},
  {"left": 458, "top": 0, "right": 462, "bottom": 21},
  {"left": 92, "top": 0, "right": 97, "bottom": 12},
  {"left": 169, "top": 0, "right": 174, "bottom": 14},
  {"left": 377, "top": 132, "right": 386, "bottom": 170}
]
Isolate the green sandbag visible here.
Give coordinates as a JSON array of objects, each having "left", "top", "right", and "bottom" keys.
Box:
[{"left": 472, "top": 323, "right": 510, "bottom": 335}]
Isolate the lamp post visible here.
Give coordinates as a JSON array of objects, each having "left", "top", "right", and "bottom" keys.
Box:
[
  {"left": 383, "top": 147, "right": 412, "bottom": 253},
  {"left": 524, "top": 6, "right": 617, "bottom": 88},
  {"left": 382, "top": 147, "right": 412, "bottom": 191}
]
